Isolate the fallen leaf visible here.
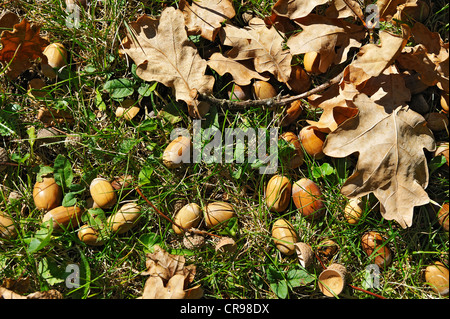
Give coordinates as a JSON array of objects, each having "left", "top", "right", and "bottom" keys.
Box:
[
  {"left": 0, "top": 287, "right": 63, "bottom": 299},
  {"left": 325, "top": 0, "right": 364, "bottom": 20},
  {"left": 219, "top": 19, "right": 292, "bottom": 83},
  {"left": 180, "top": 0, "right": 235, "bottom": 41},
  {"left": 323, "top": 93, "right": 436, "bottom": 228},
  {"left": 207, "top": 52, "right": 270, "bottom": 86},
  {"left": 140, "top": 245, "right": 201, "bottom": 299},
  {"left": 272, "top": 0, "right": 329, "bottom": 20},
  {"left": 377, "top": 0, "right": 407, "bottom": 21},
  {"left": 0, "top": 19, "right": 49, "bottom": 79},
  {"left": 287, "top": 14, "right": 366, "bottom": 65},
  {"left": 119, "top": 7, "right": 215, "bottom": 118}
]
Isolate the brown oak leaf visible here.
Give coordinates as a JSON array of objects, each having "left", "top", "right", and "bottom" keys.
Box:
[
  {"left": 323, "top": 93, "right": 436, "bottom": 228},
  {"left": 287, "top": 14, "right": 366, "bottom": 65},
  {"left": 219, "top": 18, "right": 292, "bottom": 83},
  {"left": 180, "top": 0, "right": 236, "bottom": 41},
  {"left": 325, "top": 0, "right": 364, "bottom": 20},
  {"left": 0, "top": 18, "right": 49, "bottom": 79},
  {"left": 272, "top": 0, "right": 329, "bottom": 20},
  {"left": 119, "top": 7, "right": 214, "bottom": 118}
]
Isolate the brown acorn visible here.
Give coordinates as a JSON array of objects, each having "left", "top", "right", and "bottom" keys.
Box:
[
  {"left": 287, "top": 64, "right": 311, "bottom": 94},
  {"left": 272, "top": 218, "right": 298, "bottom": 255},
  {"left": 78, "top": 224, "right": 104, "bottom": 246},
  {"left": 425, "top": 112, "right": 449, "bottom": 132},
  {"left": 265, "top": 175, "right": 292, "bottom": 213},
  {"left": 280, "top": 132, "right": 304, "bottom": 169},
  {"left": 361, "top": 231, "right": 393, "bottom": 268},
  {"left": 0, "top": 211, "right": 17, "bottom": 239},
  {"left": 252, "top": 81, "right": 277, "bottom": 100},
  {"left": 437, "top": 203, "right": 449, "bottom": 232},
  {"left": 172, "top": 203, "right": 202, "bottom": 235},
  {"left": 299, "top": 126, "right": 327, "bottom": 159},
  {"left": 42, "top": 206, "right": 83, "bottom": 232},
  {"left": 162, "top": 136, "right": 192, "bottom": 169},
  {"left": 33, "top": 177, "right": 63, "bottom": 211},
  {"left": 292, "top": 178, "right": 325, "bottom": 219},
  {"left": 107, "top": 202, "right": 142, "bottom": 234},
  {"left": 90, "top": 178, "right": 117, "bottom": 209},
  {"left": 204, "top": 202, "right": 235, "bottom": 229},
  {"left": 115, "top": 99, "right": 140, "bottom": 121},
  {"left": 279, "top": 100, "right": 303, "bottom": 127},
  {"left": 424, "top": 261, "right": 449, "bottom": 295}
]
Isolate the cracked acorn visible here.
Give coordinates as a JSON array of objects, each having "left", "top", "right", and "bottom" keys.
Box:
[
  {"left": 162, "top": 135, "right": 192, "bottom": 168},
  {"left": 299, "top": 125, "right": 327, "bottom": 159},
  {"left": 0, "top": 211, "right": 16, "bottom": 239}
]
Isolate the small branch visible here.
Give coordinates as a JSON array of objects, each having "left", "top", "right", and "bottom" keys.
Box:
[
  {"left": 135, "top": 187, "right": 222, "bottom": 238},
  {"left": 198, "top": 71, "right": 344, "bottom": 110}
]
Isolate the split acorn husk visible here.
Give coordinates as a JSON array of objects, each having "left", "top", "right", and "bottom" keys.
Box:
[
  {"left": 265, "top": 174, "right": 292, "bottom": 213},
  {"left": 172, "top": 203, "right": 202, "bottom": 235},
  {"left": 272, "top": 218, "right": 298, "bottom": 255},
  {"left": 90, "top": 177, "right": 117, "bottom": 209},
  {"left": 361, "top": 231, "right": 393, "bottom": 268},
  {"left": 292, "top": 178, "right": 325, "bottom": 219},
  {"left": 41, "top": 43, "right": 68, "bottom": 78},
  {"left": 344, "top": 197, "right": 364, "bottom": 224},
  {"left": 162, "top": 135, "right": 192, "bottom": 169},
  {"left": 424, "top": 261, "right": 449, "bottom": 296},
  {"left": 318, "top": 263, "right": 347, "bottom": 297},
  {"left": 204, "top": 202, "right": 235, "bottom": 229},
  {"left": 33, "top": 176, "right": 63, "bottom": 211}
]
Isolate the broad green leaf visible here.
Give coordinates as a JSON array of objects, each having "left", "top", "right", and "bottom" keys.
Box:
[
  {"left": 53, "top": 154, "right": 73, "bottom": 189},
  {"left": 103, "top": 78, "right": 135, "bottom": 99},
  {"left": 25, "top": 220, "right": 53, "bottom": 254},
  {"left": 138, "top": 166, "right": 154, "bottom": 186},
  {"left": 38, "top": 257, "right": 66, "bottom": 286},
  {"left": 138, "top": 232, "right": 164, "bottom": 253}
]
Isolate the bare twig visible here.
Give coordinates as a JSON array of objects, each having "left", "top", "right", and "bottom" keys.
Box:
[{"left": 197, "top": 71, "right": 344, "bottom": 110}]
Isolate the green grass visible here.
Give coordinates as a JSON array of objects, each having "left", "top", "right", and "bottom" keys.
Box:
[{"left": 0, "top": 0, "right": 449, "bottom": 299}]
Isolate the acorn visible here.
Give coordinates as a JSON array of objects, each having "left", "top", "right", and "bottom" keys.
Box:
[
  {"left": 0, "top": 147, "right": 8, "bottom": 172},
  {"left": 437, "top": 203, "right": 449, "bottom": 232},
  {"left": 441, "top": 91, "right": 449, "bottom": 113},
  {"left": 115, "top": 99, "right": 140, "bottom": 121},
  {"left": 292, "top": 178, "right": 325, "bottom": 219},
  {"left": 252, "top": 81, "right": 277, "bottom": 100},
  {"left": 287, "top": 64, "right": 311, "bottom": 94},
  {"left": 424, "top": 261, "right": 449, "bottom": 296},
  {"left": 162, "top": 135, "right": 192, "bottom": 169},
  {"left": 425, "top": 112, "right": 449, "bottom": 132},
  {"left": 78, "top": 224, "right": 104, "bottom": 246},
  {"left": 107, "top": 202, "right": 142, "bottom": 234},
  {"left": 317, "top": 239, "right": 339, "bottom": 259},
  {"left": 0, "top": 211, "right": 16, "bottom": 239},
  {"left": 278, "top": 100, "right": 303, "bottom": 127},
  {"left": 303, "top": 51, "right": 334, "bottom": 74},
  {"left": 33, "top": 177, "right": 63, "bottom": 211},
  {"left": 172, "top": 203, "right": 202, "bottom": 235},
  {"left": 299, "top": 125, "right": 327, "bottom": 159},
  {"left": 42, "top": 43, "right": 68, "bottom": 78},
  {"left": 361, "top": 231, "right": 393, "bottom": 268},
  {"left": 228, "top": 84, "right": 251, "bottom": 101},
  {"left": 204, "top": 202, "right": 235, "bottom": 229},
  {"left": 265, "top": 174, "right": 292, "bottom": 213},
  {"left": 344, "top": 197, "right": 364, "bottom": 224},
  {"left": 90, "top": 178, "right": 117, "bottom": 209},
  {"left": 272, "top": 218, "right": 298, "bottom": 255},
  {"left": 42, "top": 205, "right": 83, "bottom": 232},
  {"left": 280, "top": 132, "right": 304, "bottom": 169}
]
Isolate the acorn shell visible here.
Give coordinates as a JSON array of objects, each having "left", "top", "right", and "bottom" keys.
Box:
[
  {"left": 344, "top": 197, "right": 364, "bottom": 224},
  {"left": 299, "top": 126, "right": 326, "bottom": 159},
  {"left": 279, "top": 100, "right": 303, "bottom": 127},
  {"left": 265, "top": 175, "right": 292, "bottom": 213},
  {"left": 272, "top": 218, "right": 298, "bottom": 255},
  {"left": 0, "top": 211, "right": 17, "bottom": 239},
  {"left": 90, "top": 178, "right": 117, "bottom": 209},
  {"left": 116, "top": 99, "right": 140, "bottom": 121},
  {"left": 287, "top": 64, "right": 311, "bottom": 94},
  {"left": 292, "top": 178, "right": 325, "bottom": 219},
  {"left": 42, "top": 206, "right": 83, "bottom": 231},
  {"left": 43, "top": 43, "right": 68, "bottom": 69},
  {"left": 162, "top": 136, "right": 192, "bottom": 168},
  {"left": 172, "top": 203, "right": 202, "bottom": 235},
  {"left": 252, "top": 81, "right": 277, "bottom": 100},
  {"left": 33, "top": 177, "right": 63, "bottom": 211},
  {"left": 107, "top": 202, "right": 142, "bottom": 234},
  {"left": 204, "top": 202, "right": 235, "bottom": 229},
  {"left": 425, "top": 261, "right": 449, "bottom": 295},
  {"left": 361, "top": 231, "right": 393, "bottom": 268}
]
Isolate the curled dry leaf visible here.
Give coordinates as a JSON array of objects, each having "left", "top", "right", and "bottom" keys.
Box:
[
  {"left": 0, "top": 287, "right": 63, "bottom": 299},
  {"left": 119, "top": 7, "right": 214, "bottom": 118},
  {"left": 180, "top": 0, "right": 236, "bottom": 42},
  {"left": 325, "top": 0, "right": 364, "bottom": 20},
  {"left": 0, "top": 18, "right": 49, "bottom": 79},
  {"left": 323, "top": 94, "right": 435, "bottom": 228},
  {"left": 141, "top": 245, "right": 202, "bottom": 299},
  {"left": 219, "top": 18, "right": 292, "bottom": 83}
]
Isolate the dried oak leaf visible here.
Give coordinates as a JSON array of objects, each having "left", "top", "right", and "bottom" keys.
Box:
[
  {"left": 325, "top": 0, "right": 364, "bottom": 20},
  {"left": 140, "top": 245, "right": 202, "bottom": 299},
  {"left": 287, "top": 14, "right": 366, "bottom": 66},
  {"left": 272, "top": 0, "right": 329, "bottom": 20},
  {"left": 346, "top": 27, "right": 410, "bottom": 86},
  {"left": 219, "top": 18, "right": 292, "bottom": 83},
  {"left": 323, "top": 93, "right": 436, "bottom": 228},
  {"left": 377, "top": 0, "right": 408, "bottom": 21},
  {"left": 0, "top": 18, "right": 49, "bottom": 79},
  {"left": 119, "top": 7, "right": 214, "bottom": 118},
  {"left": 179, "top": 0, "right": 236, "bottom": 41}
]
